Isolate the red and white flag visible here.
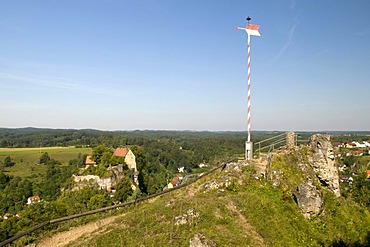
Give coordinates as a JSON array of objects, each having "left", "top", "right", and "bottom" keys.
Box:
[{"left": 246, "top": 24, "right": 261, "bottom": 36}]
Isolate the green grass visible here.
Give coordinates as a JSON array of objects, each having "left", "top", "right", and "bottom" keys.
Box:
[
  {"left": 0, "top": 147, "right": 92, "bottom": 181},
  {"left": 61, "top": 163, "right": 370, "bottom": 247}
]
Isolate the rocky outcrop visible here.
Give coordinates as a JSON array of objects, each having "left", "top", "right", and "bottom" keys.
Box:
[
  {"left": 310, "top": 134, "right": 340, "bottom": 197},
  {"left": 293, "top": 179, "right": 323, "bottom": 219},
  {"left": 174, "top": 209, "right": 199, "bottom": 226},
  {"left": 73, "top": 164, "right": 127, "bottom": 191},
  {"left": 189, "top": 233, "right": 216, "bottom": 247},
  {"left": 73, "top": 175, "right": 112, "bottom": 190}
]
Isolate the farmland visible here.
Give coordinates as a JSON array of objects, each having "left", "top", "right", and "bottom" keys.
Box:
[{"left": 0, "top": 147, "right": 92, "bottom": 181}]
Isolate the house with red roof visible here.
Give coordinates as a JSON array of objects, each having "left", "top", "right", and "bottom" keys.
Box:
[
  {"left": 164, "top": 174, "right": 184, "bottom": 190},
  {"left": 27, "top": 195, "right": 41, "bottom": 205},
  {"left": 113, "top": 148, "right": 137, "bottom": 172},
  {"left": 85, "top": 156, "right": 96, "bottom": 165},
  {"left": 113, "top": 148, "right": 138, "bottom": 185},
  {"left": 3, "top": 213, "right": 13, "bottom": 220}
]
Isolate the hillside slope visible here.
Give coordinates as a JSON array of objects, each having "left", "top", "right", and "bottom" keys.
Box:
[{"left": 35, "top": 147, "right": 370, "bottom": 247}]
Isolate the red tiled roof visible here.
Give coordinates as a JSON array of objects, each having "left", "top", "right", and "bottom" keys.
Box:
[
  {"left": 85, "top": 156, "right": 96, "bottom": 165},
  {"left": 113, "top": 148, "right": 129, "bottom": 157},
  {"left": 171, "top": 177, "right": 179, "bottom": 186},
  {"left": 29, "top": 195, "right": 40, "bottom": 202}
]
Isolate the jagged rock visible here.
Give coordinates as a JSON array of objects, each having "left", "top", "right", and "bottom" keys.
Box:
[
  {"left": 174, "top": 209, "right": 199, "bottom": 226},
  {"left": 204, "top": 177, "right": 231, "bottom": 191},
  {"left": 189, "top": 233, "right": 216, "bottom": 247},
  {"left": 73, "top": 164, "right": 129, "bottom": 191},
  {"left": 310, "top": 134, "right": 340, "bottom": 197},
  {"left": 223, "top": 160, "right": 247, "bottom": 172},
  {"left": 294, "top": 180, "right": 323, "bottom": 219},
  {"left": 204, "top": 181, "right": 220, "bottom": 191}
]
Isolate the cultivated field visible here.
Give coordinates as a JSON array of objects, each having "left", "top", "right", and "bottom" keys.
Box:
[{"left": 0, "top": 147, "right": 92, "bottom": 180}]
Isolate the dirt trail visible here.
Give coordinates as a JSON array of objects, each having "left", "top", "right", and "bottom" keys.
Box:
[
  {"left": 34, "top": 215, "right": 120, "bottom": 247},
  {"left": 226, "top": 201, "right": 265, "bottom": 247}
]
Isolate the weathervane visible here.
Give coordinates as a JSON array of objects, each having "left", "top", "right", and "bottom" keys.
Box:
[{"left": 236, "top": 17, "right": 261, "bottom": 160}]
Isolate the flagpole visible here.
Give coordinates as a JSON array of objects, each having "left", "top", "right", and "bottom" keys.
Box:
[
  {"left": 237, "top": 16, "right": 261, "bottom": 160},
  {"left": 247, "top": 30, "right": 251, "bottom": 143}
]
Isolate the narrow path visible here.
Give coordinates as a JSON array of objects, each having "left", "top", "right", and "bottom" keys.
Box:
[
  {"left": 34, "top": 215, "right": 120, "bottom": 247},
  {"left": 226, "top": 201, "right": 265, "bottom": 246}
]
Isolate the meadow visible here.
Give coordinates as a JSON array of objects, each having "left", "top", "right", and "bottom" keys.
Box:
[{"left": 0, "top": 147, "right": 92, "bottom": 181}]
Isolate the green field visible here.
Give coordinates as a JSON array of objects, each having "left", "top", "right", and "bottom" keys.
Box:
[{"left": 0, "top": 147, "right": 92, "bottom": 180}]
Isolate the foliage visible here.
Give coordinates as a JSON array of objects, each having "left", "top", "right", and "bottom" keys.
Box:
[
  {"left": 351, "top": 170, "right": 370, "bottom": 208},
  {"left": 68, "top": 153, "right": 88, "bottom": 168},
  {"left": 91, "top": 144, "right": 113, "bottom": 165},
  {"left": 57, "top": 186, "right": 112, "bottom": 215},
  {"left": 38, "top": 152, "right": 50, "bottom": 165},
  {"left": 0, "top": 172, "right": 10, "bottom": 190},
  {"left": 0, "top": 177, "right": 33, "bottom": 215},
  {"left": 114, "top": 176, "right": 133, "bottom": 203},
  {"left": 3, "top": 156, "right": 15, "bottom": 167},
  {"left": 269, "top": 150, "right": 307, "bottom": 194}
]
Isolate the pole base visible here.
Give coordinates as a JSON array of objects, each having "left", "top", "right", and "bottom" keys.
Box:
[{"left": 245, "top": 141, "right": 253, "bottom": 160}]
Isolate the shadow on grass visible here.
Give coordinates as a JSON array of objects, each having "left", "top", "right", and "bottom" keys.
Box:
[{"left": 330, "top": 231, "right": 370, "bottom": 247}]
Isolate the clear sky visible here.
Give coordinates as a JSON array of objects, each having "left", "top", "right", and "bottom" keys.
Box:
[{"left": 1, "top": 0, "right": 369, "bottom": 131}]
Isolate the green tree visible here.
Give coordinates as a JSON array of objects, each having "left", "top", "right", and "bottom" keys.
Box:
[
  {"left": 351, "top": 170, "right": 370, "bottom": 208},
  {"left": 0, "top": 172, "right": 10, "bottom": 189},
  {"left": 57, "top": 186, "right": 104, "bottom": 214},
  {"left": 87, "top": 193, "right": 112, "bottom": 210},
  {"left": 92, "top": 144, "right": 113, "bottom": 164},
  {"left": 4, "top": 156, "right": 15, "bottom": 167},
  {"left": 114, "top": 176, "right": 133, "bottom": 202},
  {"left": 39, "top": 152, "right": 50, "bottom": 165}
]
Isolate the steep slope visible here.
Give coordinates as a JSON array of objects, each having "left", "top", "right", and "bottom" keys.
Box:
[{"left": 37, "top": 150, "right": 370, "bottom": 247}]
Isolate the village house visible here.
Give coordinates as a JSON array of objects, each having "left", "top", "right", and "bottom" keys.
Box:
[
  {"left": 85, "top": 155, "right": 96, "bottom": 166},
  {"left": 113, "top": 148, "right": 137, "bottom": 171},
  {"left": 164, "top": 174, "right": 183, "bottom": 190},
  {"left": 27, "top": 195, "right": 41, "bottom": 205},
  {"left": 113, "top": 148, "right": 138, "bottom": 185},
  {"left": 351, "top": 150, "right": 364, "bottom": 156},
  {"left": 341, "top": 141, "right": 370, "bottom": 148},
  {"left": 3, "top": 213, "right": 13, "bottom": 220}
]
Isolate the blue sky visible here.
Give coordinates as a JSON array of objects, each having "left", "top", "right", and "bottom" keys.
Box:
[{"left": 1, "top": 0, "right": 370, "bottom": 131}]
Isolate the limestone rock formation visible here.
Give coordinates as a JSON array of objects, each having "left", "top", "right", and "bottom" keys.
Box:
[
  {"left": 174, "top": 209, "right": 199, "bottom": 226},
  {"left": 310, "top": 134, "right": 340, "bottom": 197},
  {"left": 293, "top": 179, "right": 323, "bottom": 219},
  {"left": 189, "top": 233, "right": 216, "bottom": 247},
  {"left": 73, "top": 164, "right": 127, "bottom": 191}
]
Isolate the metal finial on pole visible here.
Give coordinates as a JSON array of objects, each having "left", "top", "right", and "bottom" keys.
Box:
[{"left": 236, "top": 17, "right": 261, "bottom": 160}]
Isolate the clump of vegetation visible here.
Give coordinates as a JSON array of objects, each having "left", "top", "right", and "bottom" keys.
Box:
[{"left": 269, "top": 150, "right": 308, "bottom": 195}]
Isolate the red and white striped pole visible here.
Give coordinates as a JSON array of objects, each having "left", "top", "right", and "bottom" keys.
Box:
[
  {"left": 237, "top": 17, "right": 261, "bottom": 160},
  {"left": 247, "top": 33, "right": 251, "bottom": 143}
]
